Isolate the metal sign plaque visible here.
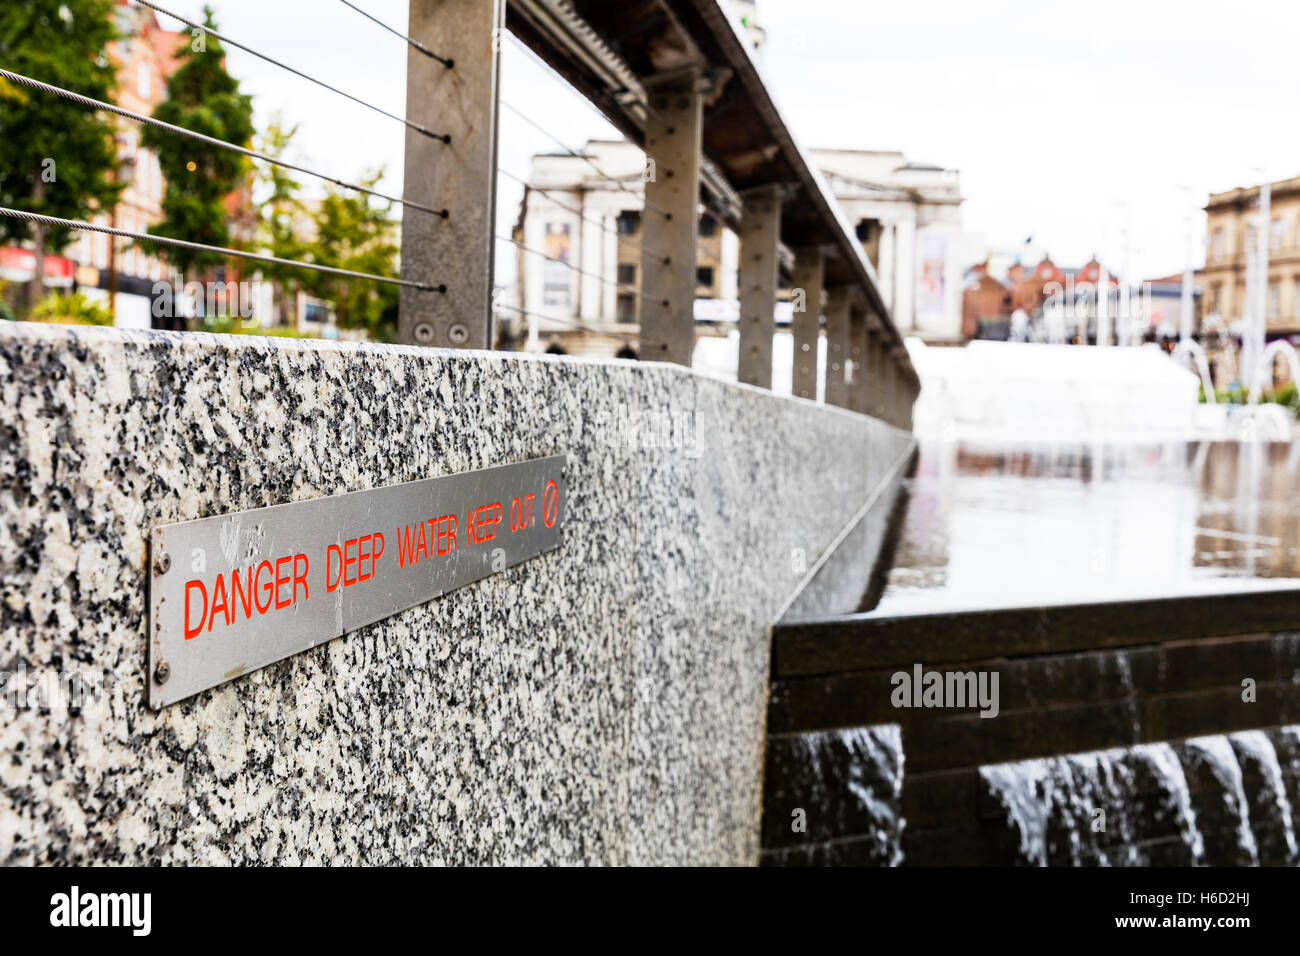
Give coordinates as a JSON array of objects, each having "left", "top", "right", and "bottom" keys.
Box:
[{"left": 148, "top": 455, "right": 566, "bottom": 708}]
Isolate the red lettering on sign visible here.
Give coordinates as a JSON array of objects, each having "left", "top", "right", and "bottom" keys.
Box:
[
  {"left": 293, "top": 553, "right": 310, "bottom": 604},
  {"left": 326, "top": 544, "right": 342, "bottom": 592},
  {"left": 543, "top": 481, "right": 559, "bottom": 528},
  {"left": 397, "top": 519, "right": 456, "bottom": 566},
  {"left": 255, "top": 560, "right": 274, "bottom": 614},
  {"left": 436, "top": 515, "right": 457, "bottom": 555},
  {"left": 467, "top": 503, "right": 502, "bottom": 544},
  {"left": 231, "top": 565, "right": 253, "bottom": 620},
  {"left": 396, "top": 524, "right": 417, "bottom": 568},
  {"left": 274, "top": 556, "right": 292, "bottom": 609},
  {"left": 185, "top": 554, "right": 313, "bottom": 638},
  {"left": 208, "top": 573, "right": 230, "bottom": 632},
  {"left": 343, "top": 538, "right": 358, "bottom": 587},
  {"left": 184, "top": 579, "right": 208, "bottom": 640},
  {"left": 415, "top": 521, "right": 429, "bottom": 564}
]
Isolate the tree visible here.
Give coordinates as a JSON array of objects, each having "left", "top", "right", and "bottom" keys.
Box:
[
  {"left": 303, "top": 172, "right": 400, "bottom": 342},
  {"left": 253, "top": 117, "right": 309, "bottom": 327},
  {"left": 141, "top": 5, "right": 253, "bottom": 277},
  {"left": 0, "top": 1, "right": 122, "bottom": 308}
]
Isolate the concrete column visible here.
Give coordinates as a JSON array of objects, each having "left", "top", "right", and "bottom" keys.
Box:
[
  {"left": 399, "top": 0, "right": 503, "bottom": 349},
  {"left": 790, "top": 246, "right": 824, "bottom": 401},
  {"left": 885, "top": 349, "right": 901, "bottom": 426},
  {"left": 639, "top": 69, "right": 703, "bottom": 366},
  {"left": 824, "top": 286, "right": 851, "bottom": 409},
  {"left": 848, "top": 300, "right": 870, "bottom": 414},
  {"left": 737, "top": 185, "right": 783, "bottom": 389},
  {"left": 866, "top": 323, "right": 883, "bottom": 419}
]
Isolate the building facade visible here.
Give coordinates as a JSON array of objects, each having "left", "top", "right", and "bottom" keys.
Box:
[
  {"left": 72, "top": 3, "right": 188, "bottom": 327},
  {"left": 506, "top": 140, "right": 738, "bottom": 357},
  {"left": 810, "top": 149, "right": 965, "bottom": 344},
  {"left": 507, "top": 142, "right": 964, "bottom": 356},
  {"left": 1199, "top": 176, "right": 1300, "bottom": 340}
]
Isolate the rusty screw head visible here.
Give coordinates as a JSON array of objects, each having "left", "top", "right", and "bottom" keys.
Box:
[
  {"left": 447, "top": 323, "right": 470, "bottom": 346},
  {"left": 153, "top": 661, "right": 171, "bottom": 685},
  {"left": 154, "top": 551, "right": 171, "bottom": 575}
]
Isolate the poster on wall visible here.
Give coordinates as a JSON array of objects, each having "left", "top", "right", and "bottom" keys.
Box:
[
  {"left": 542, "top": 222, "right": 572, "bottom": 308},
  {"left": 917, "top": 233, "right": 947, "bottom": 328}
]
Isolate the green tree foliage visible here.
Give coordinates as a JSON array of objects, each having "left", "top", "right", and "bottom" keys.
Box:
[
  {"left": 141, "top": 5, "right": 253, "bottom": 274},
  {"left": 0, "top": 0, "right": 122, "bottom": 306},
  {"left": 29, "top": 288, "right": 113, "bottom": 325},
  {"left": 303, "top": 172, "right": 400, "bottom": 342},
  {"left": 254, "top": 117, "right": 308, "bottom": 326}
]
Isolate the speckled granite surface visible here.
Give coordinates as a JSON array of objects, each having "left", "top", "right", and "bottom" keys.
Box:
[{"left": 0, "top": 320, "right": 912, "bottom": 865}]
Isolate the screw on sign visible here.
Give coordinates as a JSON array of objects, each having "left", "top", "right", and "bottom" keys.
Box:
[{"left": 542, "top": 480, "right": 559, "bottom": 528}]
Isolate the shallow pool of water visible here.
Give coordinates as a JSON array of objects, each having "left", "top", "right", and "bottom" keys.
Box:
[{"left": 876, "top": 441, "right": 1300, "bottom": 614}]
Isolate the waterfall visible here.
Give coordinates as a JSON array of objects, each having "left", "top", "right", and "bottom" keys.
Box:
[
  {"left": 1227, "top": 731, "right": 1298, "bottom": 865},
  {"left": 981, "top": 742, "right": 1204, "bottom": 866},
  {"left": 980, "top": 728, "right": 1300, "bottom": 866},
  {"left": 767, "top": 724, "right": 905, "bottom": 865}
]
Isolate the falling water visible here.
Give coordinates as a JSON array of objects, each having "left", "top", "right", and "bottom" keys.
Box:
[
  {"left": 1228, "top": 731, "right": 1298, "bottom": 865},
  {"left": 981, "top": 727, "right": 1300, "bottom": 866},
  {"left": 765, "top": 724, "right": 905, "bottom": 865},
  {"left": 981, "top": 742, "right": 1204, "bottom": 866},
  {"left": 1177, "top": 736, "right": 1258, "bottom": 865}
]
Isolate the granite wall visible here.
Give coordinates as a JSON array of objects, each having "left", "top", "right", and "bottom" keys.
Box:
[{"left": 0, "top": 321, "right": 913, "bottom": 865}]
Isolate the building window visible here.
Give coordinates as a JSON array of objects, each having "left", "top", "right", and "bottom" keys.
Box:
[
  {"left": 1268, "top": 282, "right": 1280, "bottom": 319},
  {"left": 137, "top": 62, "right": 150, "bottom": 99},
  {"left": 695, "top": 266, "right": 714, "bottom": 288},
  {"left": 616, "top": 293, "right": 636, "bottom": 324},
  {"left": 1210, "top": 228, "right": 1225, "bottom": 261},
  {"left": 617, "top": 263, "right": 636, "bottom": 286},
  {"left": 698, "top": 215, "right": 717, "bottom": 237},
  {"left": 616, "top": 211, "right": 640, "bottom": 236},
  {"left": 1271, "top": 218, "right": 1285, "bottom": 253}
]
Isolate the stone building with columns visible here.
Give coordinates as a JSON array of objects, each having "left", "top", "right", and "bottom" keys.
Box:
[
  {"left": 810, "top": 149, "right": 965, "bottom": 345},
  {"left": 507, "top": 141, "right": 963, "bottom": 361},
  {"left": 505, "top": 140, "right": 739, "bottom": 358}
]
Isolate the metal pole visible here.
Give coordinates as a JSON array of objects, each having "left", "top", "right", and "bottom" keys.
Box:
[
  {"left": 399, "top": 0, "right": 503, "bottom": 349},
  {"left": 790, "top": 246, "right": 824, "bottom": 401},
  {"left": 824, "top": 285, "right": 851, "bottom": 409},
  {"left": 639, "top": 68, "right": 703, "bottom": 366},
  {"left": 1178, "top": 195, "right": 1195, "bottom": 342},
  {"left": 1250, "top": 176, "right": 1271, "bottom": 393},
  {"left": 737, "top": 185, "right": 782, "bottom": 389},
  {"left": 847, "top": 300, "right": 870, "bottom": 414}
]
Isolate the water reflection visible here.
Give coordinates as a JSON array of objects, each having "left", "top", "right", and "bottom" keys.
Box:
[{"left": 877, "top": 441, "right": 1300, "bottom": 614}]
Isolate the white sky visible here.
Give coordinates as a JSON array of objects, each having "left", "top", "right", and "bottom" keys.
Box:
[{"left": 144, "top": 0, "right": 1300, "bottom": 282}]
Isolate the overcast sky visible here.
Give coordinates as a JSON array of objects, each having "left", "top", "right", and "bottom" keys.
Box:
[{"left": 146, "top": 0, "right": 1300, "bottom": 281}]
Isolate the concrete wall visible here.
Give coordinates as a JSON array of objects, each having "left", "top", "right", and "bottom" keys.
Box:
[{"left": 0, "top": 321, "right": 911, "bottom": 865}]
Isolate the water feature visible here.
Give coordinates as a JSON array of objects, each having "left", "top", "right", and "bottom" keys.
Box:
[
  {"left": 1248, "top": 339, "right": 1300, "bottom": 404},
  {"left": 1173, "top": 337, "right": 1218, "bottom": 404},
  {"left": 762, "top": 725, "right": 905, "bottom": 865},
  {"left": 875, "top": 441, "right": 1300, "bottom": 614},
  {"left": 981, "top": 727, "right": 1300, "bottom": 866}
]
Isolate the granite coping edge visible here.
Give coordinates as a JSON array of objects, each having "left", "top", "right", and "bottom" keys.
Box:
[
  {"left": 772, "top": 585, "right": 1300, "bottom": 678},
  {"left": 0, "top": 319, "right": 912, "bottom": 434}
]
